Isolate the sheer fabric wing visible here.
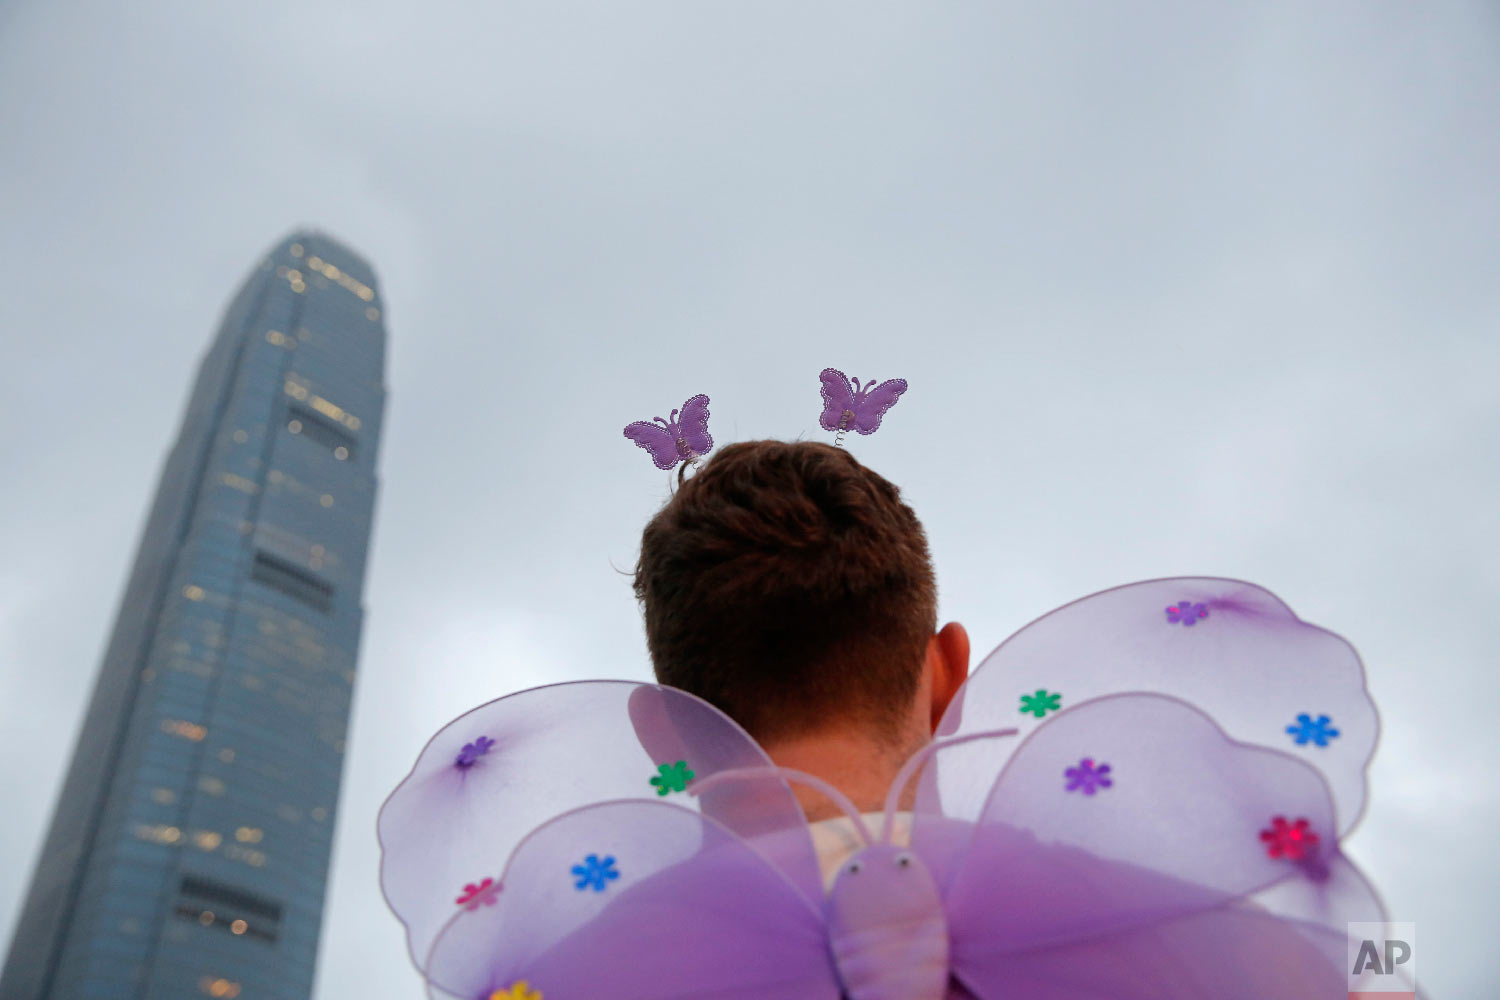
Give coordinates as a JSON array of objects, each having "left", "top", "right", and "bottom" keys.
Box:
[
  {"left": 623, "top": 422, "right": 680, "bottom": 469},
  {"left": 818, "top": 369, "right": 856, "bottom": 430},
  {"left": 378, "top": 680, "right": 820, "bottom": 972},
  {"left": 676, "top": 394, "right": 714, "bottom": 455},
  {"left": 915, "top": 694, "right": 1372, "bottom": 998},
  {"left": 953, "top": 908, "right": 1349, "bottom": 1000},
  {"left": 421, "top": 801, "right": 841, "bottom": 1000},
  {"left": 851, "top": 378, "right": 907, "bottom": 433},
  {"left": 925, "top": 578, "right": 1378, "bottom": 834}
]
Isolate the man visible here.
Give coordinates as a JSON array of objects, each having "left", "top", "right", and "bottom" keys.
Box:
[
  {"left": 384, "top": 439, "right": 1361, "bottom": 999},
  {"left": 627, "top": 440, "right": 1348, "bottom": 997},
  {"left": 634, "top": 439, "right": 968, "bottom": 879}
]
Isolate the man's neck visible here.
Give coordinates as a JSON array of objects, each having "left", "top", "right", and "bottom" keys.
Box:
[{"left": 762, "top": 727, "right": 922, "bottom": 824}]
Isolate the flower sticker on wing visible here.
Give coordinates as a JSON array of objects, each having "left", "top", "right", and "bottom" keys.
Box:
[
  {"left": 1259, "top": 816, "right": 1319, "bottom": 862},
  {"left": 1165, "top": 601, "right": 1208, "bottom": 626},
  {"left": 1019, "top": 689, "right": 1062, "bottom": 718},
  {"left": 571, "top": 853, "right": 620, "bottom": 892},
  {"left": 1286, "top": 714, "right": 1340, "bottom": 747},
  {"left": 649, "top": 760, "right": 695, "bottom": 796},
  {"left": 1064, "top": 758, "right": 1113, "bottom": 795}
]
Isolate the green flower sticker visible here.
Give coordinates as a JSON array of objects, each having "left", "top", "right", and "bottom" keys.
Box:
[
  {"left": 1019, "top": 689, "right": 1062, "bottom": 718},
  {"left": 649, "top": 759, "right": 695, "bottom": 796}
]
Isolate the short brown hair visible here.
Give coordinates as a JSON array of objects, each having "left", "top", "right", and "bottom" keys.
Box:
[{"left": 633, "top": 440, "right": 937, "bottom": 747}]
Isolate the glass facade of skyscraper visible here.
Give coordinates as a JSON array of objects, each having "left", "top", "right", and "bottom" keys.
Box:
[{"left": 1, "top": 232, "right": 387, "bottom": 999}]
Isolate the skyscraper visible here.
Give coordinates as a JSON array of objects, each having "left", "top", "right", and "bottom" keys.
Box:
[{"left": 2, "top": 232, "right": 387, "bottom": 999}]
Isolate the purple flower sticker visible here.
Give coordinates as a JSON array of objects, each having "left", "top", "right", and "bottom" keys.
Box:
[
  {"left": 454, "top": 735, "right": 495, "bottom": 769},
  {"left": 623, "top": 395, "right": 714, "bottom": 470},
  {"left": 1165, "top": 600, "right": 1208, "bottom": 626},
  {"left": 1064, "top": 757, "right": 1113, "bottom": 795}
]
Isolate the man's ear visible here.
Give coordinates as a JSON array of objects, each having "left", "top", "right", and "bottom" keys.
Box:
[{"left": 928, "top": 621, "right": 970, "bottom": 732}]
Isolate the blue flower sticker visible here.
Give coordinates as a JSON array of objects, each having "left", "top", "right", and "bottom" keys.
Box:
[
  {"left": 571, "top": 853, "right": 619, "bottom": 892},
  {"left": 1286, "top": 713, "right": 1340, "bottom": 747}
]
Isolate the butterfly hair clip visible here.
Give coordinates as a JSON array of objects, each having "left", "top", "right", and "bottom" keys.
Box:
[
  {"left": 818, "top": 368, "right": 908, "bottom": 447},
  {"left": 623, "top": 394, "right": 714, "bottom": 471}
]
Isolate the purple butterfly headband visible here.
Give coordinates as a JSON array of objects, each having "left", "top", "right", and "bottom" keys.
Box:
[{"left": 622, "top": 369, "right": 908, "bottom": 470}]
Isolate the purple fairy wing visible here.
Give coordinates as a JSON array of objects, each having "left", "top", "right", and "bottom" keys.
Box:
[
  {"left": 818, "top": 368, "right": 856, "bottom": 431},
  {"left": 625, "top": 685, "right": 813, "bottom": 856},
  {"left": 675, "top": 394, "right": 714, "bottom": 457},
  {"left": 850, "top": 378, "right": 907, "bottom": 434},
  {"left": 1249, "top": 849, "right": 1391, "bottom": 943},
  {"left": 377, "top": 680, "right": 819, "bottom": 974},
  {"left": 925, "top": 578, "right": 1378, "bottom": 836},
  {"left": 623, "top": 420, "right": 682, "bottom": 470},
  {"left": 420, "top": 801, "right": 840, "bottom": 1000},
  {"left": 925, "top": 694, "right": 1359, "bottom": 998},
  {"left": 954, "top": 907, "right": 1348, "bottom": 999}
]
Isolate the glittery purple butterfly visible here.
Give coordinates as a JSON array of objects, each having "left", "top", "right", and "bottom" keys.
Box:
[
  {"left": 818, "top": 369, "right": 907, "bottom": 436},
  {"left": 623, "top": 394, "right": 713, "bottom": 470}
]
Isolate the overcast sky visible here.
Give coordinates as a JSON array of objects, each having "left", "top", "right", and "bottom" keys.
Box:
[{"left": 1, "top": 2, "right": 1495, "bottom": 997}]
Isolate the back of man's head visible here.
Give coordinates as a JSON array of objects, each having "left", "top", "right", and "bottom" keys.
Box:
[{"left": 634, "top": 440, "right": 937, "bottom": 750}]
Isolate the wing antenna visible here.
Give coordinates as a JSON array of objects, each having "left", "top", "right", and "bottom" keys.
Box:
[
  {"left": 689, "top": 765, "right": 875, "bottom": 847},
  {"left": 879, "top": 726, "right": 1019, "bottom": 845}
]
